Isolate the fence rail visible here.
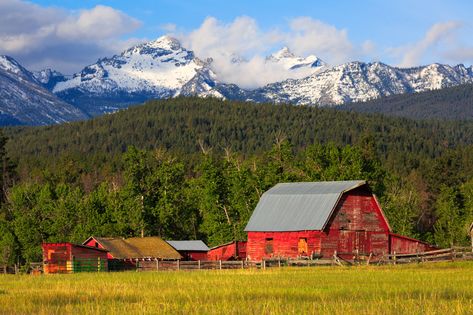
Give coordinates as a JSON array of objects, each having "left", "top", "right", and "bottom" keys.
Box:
[
  {"left": 3, "top": 247, "right": 473, "bottom": 275},
  {"left": 138, "top": 260, "right": 248, "bottom": 271}
]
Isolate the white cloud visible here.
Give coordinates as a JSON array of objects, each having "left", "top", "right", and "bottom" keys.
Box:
[
  {"left": 178, "top": 16, "right": 366, "bottom": 88},
  {"left": 0, "top": 0, "right": 142, "bottom": 73},
  {"left": 56, "top": 5, "right": 141, "bottom": 40},
  {"left": 398, "top": 21, "right": 461, "bottom": 67},
  {"left": 285, "top": 17, "right": 354, "bottom": 65}
]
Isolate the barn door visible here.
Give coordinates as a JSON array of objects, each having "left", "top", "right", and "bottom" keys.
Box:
[
  {"left": 337, "top": 230, "right": 351, "bottom": 254},
  {"left": 298, "top": 238, "right": 308, "bottom": 256},
  {"left": 355, "top": 231, "right": 368, "bottom": 254}
]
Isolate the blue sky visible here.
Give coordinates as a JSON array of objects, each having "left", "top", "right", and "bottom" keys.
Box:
[
  {"left": 27, "top": 0, "right": 473, "bottom": 45},
  {"left": 2, "top": 0, "right": 473, "bottom": 78}
]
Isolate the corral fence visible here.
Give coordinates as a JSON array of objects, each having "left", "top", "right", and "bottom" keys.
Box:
[
  {"left": 374, "top": 247, "right": 473, "bottom": 265},
  {"left": 3, "top": 247, "right": 473, "bottom": 274},
  {"left": 136, "top": 248, "right": 473, "bottom": 271}
]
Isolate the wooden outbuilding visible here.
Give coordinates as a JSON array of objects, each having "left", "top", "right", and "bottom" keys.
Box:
[
  {"left": 207, "top": 241, "right": 247, "bottom": 261},
  {"left": 42, "top": 242, "right": 108, "bottom": 274},
  {"left": 245, "top": 181, "right": 435, "bottom": 261},
  {"left": 166, "top": 240, "right": 209, "bottom": 261},
  {"left": 83, "top": 236, "right": 181, "bottom": 270}
]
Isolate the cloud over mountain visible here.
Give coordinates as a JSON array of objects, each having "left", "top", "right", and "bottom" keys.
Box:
[{"left": 0, "top": 0, "right": 142, "bottom": 73}]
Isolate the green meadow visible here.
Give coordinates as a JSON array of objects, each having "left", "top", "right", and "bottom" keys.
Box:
[{"left": 0, "top": 262, "right": 472, "bottom": 314}]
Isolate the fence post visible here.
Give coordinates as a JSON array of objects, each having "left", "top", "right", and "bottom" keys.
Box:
[
  {"left": 262, "top": 259, "right": 266, "bottom": 270},
  {"left": 451, "top": 248, "right": 455, "bottom": 262},
  {"left": 219, "top": 260, "right": 222, "bottom": 270},
  {"left": 241, "top": 260, "right": 244, "bottom": 269},
  {"left": 156, "top": 259, "right": 159, "bottom": 271},
  {"left": 393, "top": 251, "right": 396, "bottom": 265},
  {"left": 177, "top": 260, "right": 180, "bottom": 271},
  {"left": 278, "top": 259, "right": 281, "bottom": 268},
  {"left": 198, "top": 260, "right": 201, "bottom": 270}
]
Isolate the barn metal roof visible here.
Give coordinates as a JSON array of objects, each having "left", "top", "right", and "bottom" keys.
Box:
[
  {"left": 166, "top": 240, "right": 210, "bottom": 252},
  {"left": 244, "top": 180, "right": 366, "bottom": 232}
]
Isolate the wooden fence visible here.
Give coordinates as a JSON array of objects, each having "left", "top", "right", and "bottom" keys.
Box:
[
  {"left": 136, "top": 247, "right": 473, "bottom": 271},
  {"left": 138, "top": 260, "right": 256, "bottom": 271},
  {"left": 373, "top": 247, "right": 473, "bottom": 265},
  {"left": 3, "top": 247, "right": 473, "bottom": 275}
]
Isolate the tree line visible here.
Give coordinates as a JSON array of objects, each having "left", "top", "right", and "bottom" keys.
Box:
[{"left": 0, "top": 97, "right": 473, "bottom": 266}]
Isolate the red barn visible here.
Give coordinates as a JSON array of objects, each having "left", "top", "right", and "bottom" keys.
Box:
[
  {"left": 245, "top": 181, "right": 433, "bottom": 261},
  {"left": 42, "top": 242, "right": 108, "bottom": 274},
  {"left": 207, "top": 241, "right": 247, "bottom": 261},
  {"left": 166, "top": 240, "right": 210, "bottom": 261}
]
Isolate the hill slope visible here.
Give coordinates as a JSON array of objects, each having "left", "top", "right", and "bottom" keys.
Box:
[
  {"left": 6, "top": 97, "right": 473, "bottom": 172},
  {"left": 0, "top": 56, "right": 88, "bottom": 125},
  {"left": 340, "top": 83, "right": 473, "bottom": 120}
]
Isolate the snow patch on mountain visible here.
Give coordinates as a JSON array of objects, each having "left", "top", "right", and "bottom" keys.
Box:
[{"left": 266, "top": 47, "right": 326, "bottom": 71}]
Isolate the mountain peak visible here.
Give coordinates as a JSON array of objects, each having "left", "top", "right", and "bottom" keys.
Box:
[
  {"left": 265, "top": 48, "right": 326, "bottom": 71},
  {"left": 147, "top": 35, "right": 182, "bottom": 50},
  {"left": 270, "top": 47, "right": 296, "bottom": 60}
]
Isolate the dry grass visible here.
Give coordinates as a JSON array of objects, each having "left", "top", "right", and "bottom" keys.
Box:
[{"left": 0, "top": 262, "right": 472, "bottom": 314}]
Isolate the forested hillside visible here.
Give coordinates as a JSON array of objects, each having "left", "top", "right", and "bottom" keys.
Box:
[
  {"left": 1, "top": 97, "right": 473, "bottom": 264},
  {"left": 342, "top": 83, "right": 473, "bottom": 120},
  {"left": 6, "top": 97, "right": 473, "bottom": 174}
]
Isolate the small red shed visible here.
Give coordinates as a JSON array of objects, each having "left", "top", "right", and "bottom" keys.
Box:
[
  {"left": 42, "top": 242, "right": 108, "bottom": 274},
  {"left": 207, "top": 241, "right": 247, "bottom": 261},
  {"left": 389, "top": 233, "right": 436, "bottom": 254},
  {"left": 245, "top": 181, "right": 432, "bottom": 261},
  {"left": 166, "top": 240, "right": 210, "bottom": 261}
]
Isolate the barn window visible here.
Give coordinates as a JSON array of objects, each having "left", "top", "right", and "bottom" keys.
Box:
[
  {"left": 95, "top": 242, "right": 99, "bottom": 248},
  {"left": 265, "top": 238, "right": 273, "bottom": 254}
]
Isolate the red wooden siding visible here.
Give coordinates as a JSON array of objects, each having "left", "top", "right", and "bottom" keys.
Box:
[
  {"left": 246, "top": 231, "right": 321, "bottom": 261},
  {"left": 246, "top": 186, "right": 391, "bottom": 260},
  {"left": 83, "top": 238, "right": 114, "bottom": 259},
  {"left": 389, "top": 233, "right": 437, "bottom": 254},
  {"left": 207, "top": 241, "right": 247, "bottom": 260},
  {"left": 179, "top": 251, "right": 208, "bottom": 261}
]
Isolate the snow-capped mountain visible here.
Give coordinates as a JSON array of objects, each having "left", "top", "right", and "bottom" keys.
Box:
[
  {"left": 250, "top": 61, "right": 473, "bottom": 106},
  {"left": 54, "top": 36, "right": 222, "bottom": 115},
  {"left": 0, "top": 56, "right": 87, "bottom": 125},
  {"left": 3, "top": 36, "right": 473, "bottom": 126},
  {"left": 265, "top": 47, "right": 326, "bottom": 71},
  {"left": 33, "top": 69, "right": 67, "bottom": 91},
  {"left": 50, "top": 36, "right": 473, "bottom": 113}
]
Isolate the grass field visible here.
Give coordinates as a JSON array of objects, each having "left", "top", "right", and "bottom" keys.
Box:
[{"left": 1, "top": 262, "right": 473, "bottom": 314}]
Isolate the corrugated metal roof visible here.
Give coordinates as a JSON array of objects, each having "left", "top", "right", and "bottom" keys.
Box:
[
  {"left": 244, "top": 180, "right": 366, "bottom": 232},
  {"left": 166, "top": 240, "right": 210, "bottom": 251}
]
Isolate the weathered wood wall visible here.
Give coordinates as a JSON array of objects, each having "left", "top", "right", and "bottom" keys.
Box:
[
  {"left": 207, "top": 241, "right": 247, "bottom": 260},
  {"left": 389, "top": 234, "right": 436, "bottom": 254}
]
